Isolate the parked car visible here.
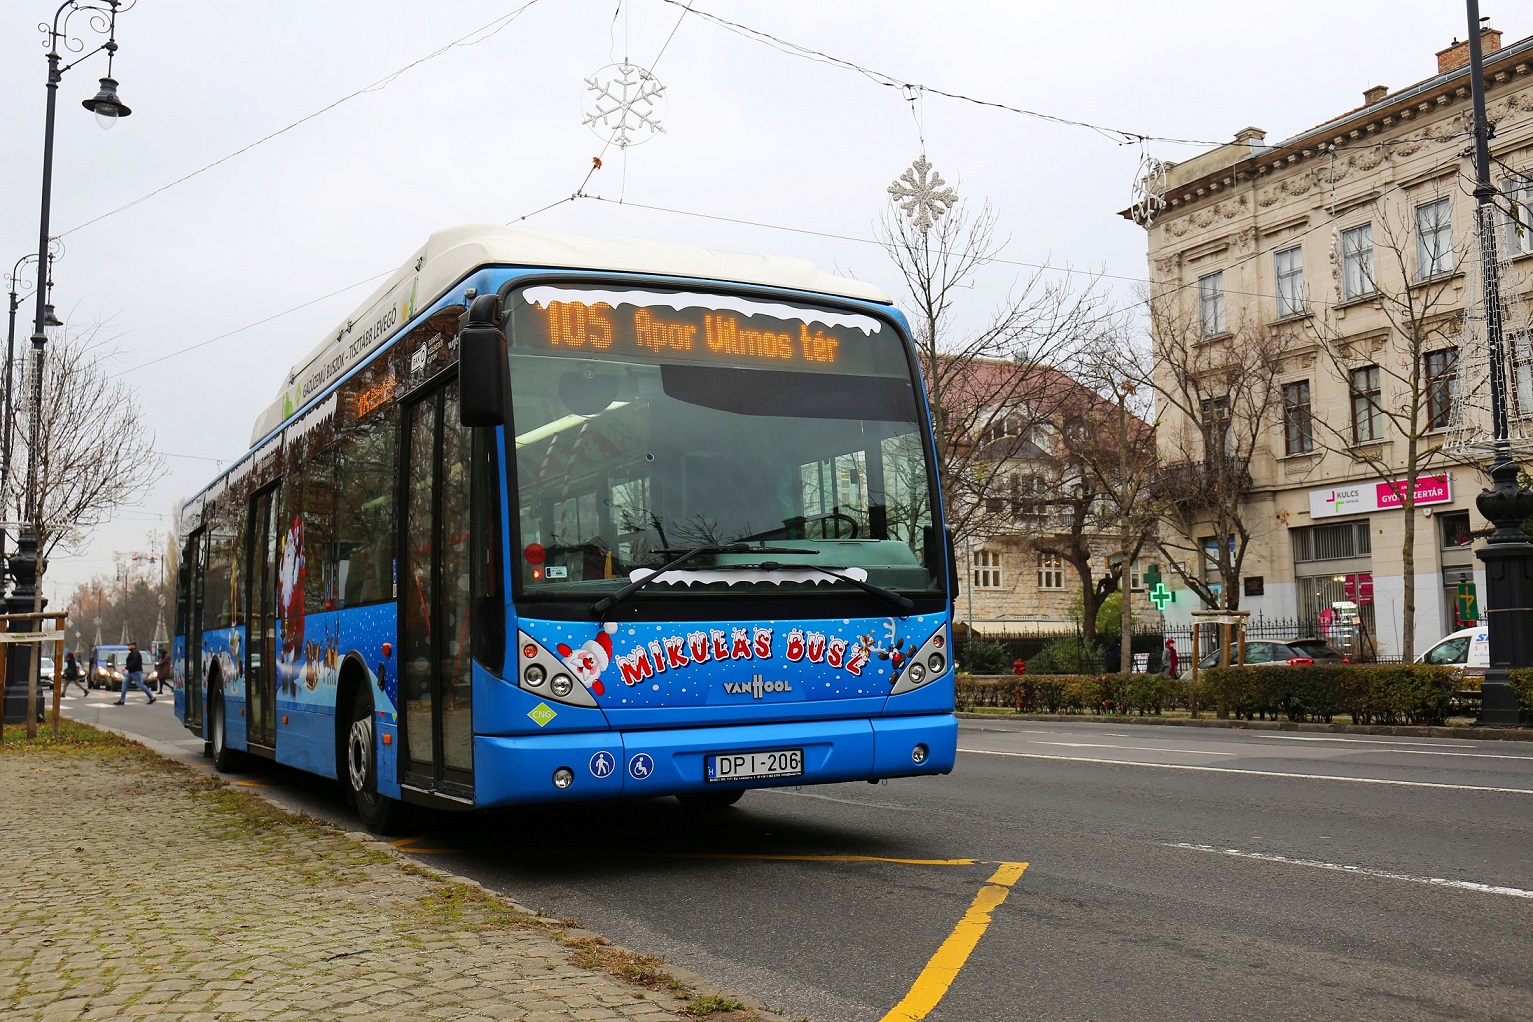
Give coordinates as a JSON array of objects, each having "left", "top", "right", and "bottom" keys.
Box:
[
  {"left": 1284, "top": 637, "right": 1349, "bottom": 664},
  {"left": 1416, "top": 625, "right": 1488, "bottom": 672},
  {"left": 39, "top": 656, "right": 53, "bottom": 686},
  {"left": 1198, "top": 641, "right": 1315, "bottom": 670}
]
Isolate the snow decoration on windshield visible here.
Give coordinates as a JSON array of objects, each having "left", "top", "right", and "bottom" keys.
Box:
[
  {"left": 888, "top": 156, "right": 959, "bottom": 233},
  {"left": 520, "top": 286, "right": 883, "bottom": 335},
  {"left": 583, "top": 62, "right": 667, "bottom": 148},
  {"left": 624, "top": 567, "right": 870, "bottom": 586}
]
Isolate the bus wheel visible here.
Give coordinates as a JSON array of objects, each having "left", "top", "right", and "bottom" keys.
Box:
[
  {"left": 347, "top": 687, "right": 408, "bottom": 835},
  {"left": 209, "top": 686, "right": 243, "bottom": 772},
  {"left": 676, "top": 790, "right": 744, "bottom": 810}
]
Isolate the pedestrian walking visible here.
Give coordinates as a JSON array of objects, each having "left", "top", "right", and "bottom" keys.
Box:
[
  {"left": 154, "top": 648, "right": 172, "bottom": 694},
  {"left": 114, "top": 641, "right": 155, "bottom": 705},
  {"left": 62, "top": 650, "right": 88, "bottom": 697}
]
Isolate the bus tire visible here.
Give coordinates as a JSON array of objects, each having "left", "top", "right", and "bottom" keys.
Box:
[
  {"left": 347, "top": 686, "right": 408, "bottom": 835},
  {"left": 676, "top": 790, "right": 744, "bottom": 810},
  {"left": 209, "top": 686, "right": 243, "bottom": 773}
]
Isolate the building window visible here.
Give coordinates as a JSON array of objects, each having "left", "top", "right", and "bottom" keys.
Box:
[
  {"left": 1341, "top": 224, "right": 1375, "bottom": 300},
  {"left": 1129, "top": 559, "right": 1144, "bottom": 592},
  {"left": 972, "top": 550, "right": 1002, "bottom": 589},
  {"left": 1416, "top": 198, "right": 1454, "bottom": 279},
  {"left": 1502, "top": 175, "right": 1533, "bottom": 257},
  {"left": 1439, "top": 510, "right": 1473, "bottom": 549},
  {"left": 1199, "top": 394, "right": 1232, "bottom": 463},
  {"left": 1038, "top": 551, "right": 1064, "bottom": 590},
  {"left": 1010, "top": 473, "right": 1044, "bottom": 519},
  {"left": 1292, "top": 520, "right": 1372, "bottom": 562},
  {"left": 1198, "top": 271, "right": 1226, "bottom": 338},
  {"left": 1350, "top": 364, "right": 1384, "bottom": 443},
  {"left": 1425, "top": 347, "right": 1459, "bottom": 430},
  {"left": 1282, "top": 380, "right": 1314, "bottom": 455},
  {"left": 980, "top": 408, "right": 1027, "bottom": 447},
  {"left": 1275, "top": 245, "right": 1306, "bottom": 318}
]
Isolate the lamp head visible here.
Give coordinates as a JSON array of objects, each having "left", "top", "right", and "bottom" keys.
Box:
[
  {"left": 43, "top": 303, "right": 63, "bottom": 342},
  {"left": 83, "top": 77, "right": 132, "bottom": 129}
]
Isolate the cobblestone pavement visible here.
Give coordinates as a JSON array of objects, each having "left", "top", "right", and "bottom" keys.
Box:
[{"left": 0, "top": 737, "right": 761, "bottom": 1022}]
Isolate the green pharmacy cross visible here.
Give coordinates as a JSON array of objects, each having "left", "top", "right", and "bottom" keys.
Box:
[{"left": 1148, "top": 582, "right": 1174, "bottom": 611}]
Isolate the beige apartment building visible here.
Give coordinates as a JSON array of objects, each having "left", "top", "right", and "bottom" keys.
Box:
[{"left": 1133, "top": 27, "right": 1533, "bottom": 658}]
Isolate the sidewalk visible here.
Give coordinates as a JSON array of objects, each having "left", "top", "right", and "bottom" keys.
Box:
[{"left": 0, "top": 729, "right": 769, "bottom": 1022}]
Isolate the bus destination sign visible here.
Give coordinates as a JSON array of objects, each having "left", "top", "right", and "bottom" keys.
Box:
[{"left": 513, "top": 285, "right": 888, "bottom": 372}]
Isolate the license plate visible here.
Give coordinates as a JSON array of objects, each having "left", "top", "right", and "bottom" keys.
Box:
[{"left": 705, "top": 748, "right": 803, "bottom": 782}]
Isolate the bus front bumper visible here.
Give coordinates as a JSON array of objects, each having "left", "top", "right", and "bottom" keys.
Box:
[{"left": 472, "top": 713, "right": 956, "bottom": 807}]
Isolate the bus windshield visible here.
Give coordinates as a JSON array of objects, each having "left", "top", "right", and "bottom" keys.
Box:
[{"left": 508, "top": 283, "right": 938, "bottom": 598}]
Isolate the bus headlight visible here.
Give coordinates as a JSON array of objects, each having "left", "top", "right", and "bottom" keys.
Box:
[
  {"left": 926, "top": 652, "right": 946, "bottom": 675},
  {"left": 524, "top": 664, "right": 546, "bottom": 687},
  {"left": 552, "top": 767, "right": 574, "bottom": 789},
  {"left": 906, "top": 662, "right": 927, "bottom": 685},
  {"left": 912, "top": 744, "right": 929, "bottom": 764},
  {"left": 550, "top": 673, "right": 574, "bottom": 697}
]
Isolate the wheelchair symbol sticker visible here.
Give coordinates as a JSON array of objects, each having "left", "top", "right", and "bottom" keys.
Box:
[
  {"left": 628, "top": 753, "right": 655, "bottom": 780},
  {"left": 590, "top": 751, "right": 616, "bottom": 779}
]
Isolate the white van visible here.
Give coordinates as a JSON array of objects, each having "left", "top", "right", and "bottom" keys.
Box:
[{"left": 1417, "top": 625, "right": 1489, "bottom": 670}]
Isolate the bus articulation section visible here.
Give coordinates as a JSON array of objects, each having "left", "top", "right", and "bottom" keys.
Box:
[{"left": 173, "top": 225, "right": 957, "bottom": 832}]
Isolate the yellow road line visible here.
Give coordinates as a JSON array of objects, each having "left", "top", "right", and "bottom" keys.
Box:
[
  {"left": 230, "top": 780, "right": 271, "bottom": 788},
  {"left": 880, "top": 861, "right": 1029, "bottom": 1022}
]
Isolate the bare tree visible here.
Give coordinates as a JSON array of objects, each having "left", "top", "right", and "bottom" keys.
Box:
[
  {"left": 1145, "top": 299, "right": 1287, "bottom": 610},
  {"left": 875, "top": 199, "right": 1110, "bottom": 545},
  {"left": 9, "top": 321, "right": 162, "bottom": 600},
  {"left": 1071, "top": 335, "right": 1161, "bottom": 671},
  {"left": 1300, "top": 200, "right": 1479, "bottom": 656}
]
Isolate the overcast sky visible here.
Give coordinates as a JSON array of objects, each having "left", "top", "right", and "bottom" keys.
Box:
[{"left": 0, "top": 0, "right": 1524, "bottom": 618}]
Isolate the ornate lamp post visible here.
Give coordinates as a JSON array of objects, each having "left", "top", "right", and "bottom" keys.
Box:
[
  {"left": 3, "top": 0, "right": 134, "bottom": 725},
  {"left": 1465, "top": 0, "right": 1533, "bottom": 724}
]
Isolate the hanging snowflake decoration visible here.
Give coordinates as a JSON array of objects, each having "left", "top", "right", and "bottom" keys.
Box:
[
  {"left": 583, "top": 62, "right": 667, "bottom": 149},
  {"left": 888, "top": 156, "right": 958, "bottom": 233},
  {"left": 1130, "top": 153, "right": 1169, "bottom": 227}
]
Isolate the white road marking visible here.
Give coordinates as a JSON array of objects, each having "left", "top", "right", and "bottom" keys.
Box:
[
  {"left": 959, "top": 748, "right": 1533, "bottom": 795},
  {"left": 1245, "top": 734, "right": 1533, "bottom": 761},
  {"left": 1165, "top": 842, "right": 1533, "bottom": 900},
  {"left": 1028, "top": 741, "right": 1236, "bottom": 757},
  {"left": 1248, "top": 734, "right": 1483, "bottom": 749}
]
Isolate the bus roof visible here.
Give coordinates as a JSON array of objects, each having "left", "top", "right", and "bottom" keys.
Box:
[{"left": 253, "top": 225, "right": 892, "bottom": 445}]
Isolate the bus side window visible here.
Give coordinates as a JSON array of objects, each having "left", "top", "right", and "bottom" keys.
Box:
[{"left": 336, "top": 407, "right": 398, "bottom": 606}]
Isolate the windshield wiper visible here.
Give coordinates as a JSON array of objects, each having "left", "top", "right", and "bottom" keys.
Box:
[
  {"left": 751, "top": 561, "right": 915, "bottom": 614},
  {"left": 590, "top": 544, "right": 815, "bottom": 617}
]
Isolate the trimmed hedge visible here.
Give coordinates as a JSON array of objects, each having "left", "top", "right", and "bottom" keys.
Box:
[
  {"left": 958, "top": 664, "right": 1474, "bottom": 725},
  {"left": 1508, "top": 669, "right": 1533, "bottom": 715},
  {"left": 956, "top": 674, "right": 1189, "bottom": 716}
]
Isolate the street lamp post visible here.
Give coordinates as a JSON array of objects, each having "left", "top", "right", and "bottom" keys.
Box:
[
  {"left": 2, "top": 0, "right": 134, "bottom": 725},
  {"left": 1465, "top": 0, "right": 1533, "bottom": 724}
]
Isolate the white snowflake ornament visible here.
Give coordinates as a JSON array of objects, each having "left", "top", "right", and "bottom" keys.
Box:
[
  {"left": 888, "top": 156, "right": 959, "bottom": 233},
  {"left": 583, "top": 62, "right": 667, "bottom": 149}
]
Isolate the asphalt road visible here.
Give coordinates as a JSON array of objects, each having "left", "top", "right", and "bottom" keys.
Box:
[{"left": 64, "top": 692, "right": 1533, "bottom": 1022}]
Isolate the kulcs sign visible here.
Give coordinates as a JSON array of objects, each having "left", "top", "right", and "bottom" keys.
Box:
[{"left": 1308, "top": 474, "right": 1452, "bottom": 519}]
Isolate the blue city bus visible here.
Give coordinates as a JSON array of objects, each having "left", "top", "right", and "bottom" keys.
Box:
[{"left": 173, "top": 225, "right": 957, "bottom": 832}]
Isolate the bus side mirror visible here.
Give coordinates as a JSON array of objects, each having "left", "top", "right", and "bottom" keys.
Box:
[{"left": 459, "top": 293, "right": 508, "bottom": 427}]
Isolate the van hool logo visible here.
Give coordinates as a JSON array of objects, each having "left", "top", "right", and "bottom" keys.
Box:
[{"left": 723, "top": 674, "right": 793, "bottom": 699}]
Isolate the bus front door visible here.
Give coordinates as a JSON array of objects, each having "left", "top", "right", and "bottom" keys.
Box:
[{"left": 399, "top": 379, "right": 474, "bottom": 798}]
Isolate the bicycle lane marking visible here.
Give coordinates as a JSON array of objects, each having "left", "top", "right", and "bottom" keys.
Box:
[{"left": 880, "top": 861, "right": 1029, "bottom": 1022}]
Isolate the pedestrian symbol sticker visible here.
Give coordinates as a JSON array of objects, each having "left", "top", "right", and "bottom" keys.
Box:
[
  {"left": 590, "top": 751, "right": 616, "bottom": 778},
  {"left": 628, "top": 752, "right": 655, "bottom": 780}
]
